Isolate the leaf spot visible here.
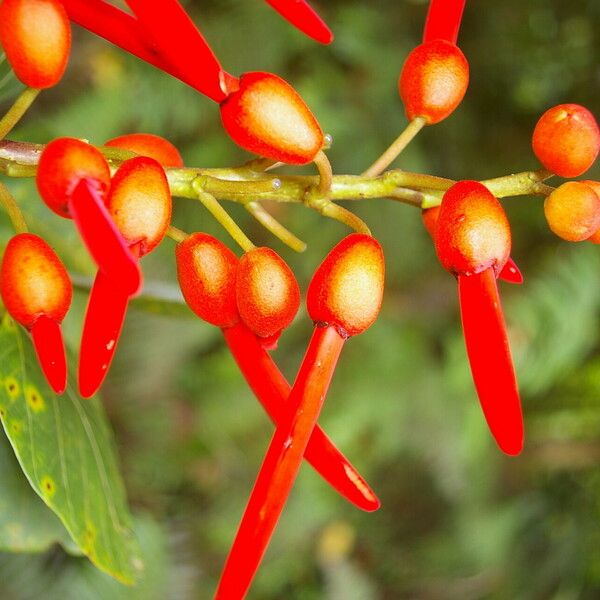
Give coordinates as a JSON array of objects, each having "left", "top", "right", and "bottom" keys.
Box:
[
  {"left": 10, "top": 419, "right": 23, "bottom": 435},
  {"left": 4, "top": 376, "right": 20, "bottom": 400},
  {"left": 40, "top": 476, "right": 56, "bottom": 498},
  {"left": 25, "top": 385, "right": 46, "bottom": 413}
]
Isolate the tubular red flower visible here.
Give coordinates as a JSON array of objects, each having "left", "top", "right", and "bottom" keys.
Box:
[
  {"left": 215, "top": 234, "right": 385, "bottom": 599},
  {"left": 0, "top": 233, "right": 71, "bottom": 394},
  {"left": 435, "top": 181, "right": 523, "bottom": 455},
  {"left": 175, "top": 232, "right": 379, "bottom": 511},
  {"left": 78, "top": 157, "right": 170, "bottom": 398}
]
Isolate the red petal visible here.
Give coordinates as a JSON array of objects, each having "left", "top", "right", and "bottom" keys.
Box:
[
  {"left": 458, "top": 268, "right": 524, "bottom": 456},
  {"left": 423, "top": 0, "right": 466, "bottom": 44},
  {"left": 499, "top": 257, "right": 524, "bottom": 285},
  {"left": 264, "top": 0, "right": 333, "bottom": 44},
  {"left": 78, "top": 271, "right": 129, "bottom": 398},
  {"left": 124, "top": 0, "right": 228, "bottom": 102},
  {"left": 68, "top": 179, "right": 141, "bottom": 297},
  {"left": 30, "top": 315, "right": 67, "bottom": 395},
  {"left": 62, "top": 0, "right": 167, "bottom": 71},
  {"left": 215, "top": 325, "right": 346, "bottom": 599},
  {"left": 223, "top": 323, "right": 380, "bottom": 512}
]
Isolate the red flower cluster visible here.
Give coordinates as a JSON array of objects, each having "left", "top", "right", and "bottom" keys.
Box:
[{"left": 1, "top": 1, "right": 600, "bottom": 598}]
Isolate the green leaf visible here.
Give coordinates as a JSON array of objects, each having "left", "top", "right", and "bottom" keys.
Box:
[
  {"left": 0, "top": 429, "right": 79, "bottom": 555},
  {"left": 0, "top": 314, "right": 142, "bottom": 583}
]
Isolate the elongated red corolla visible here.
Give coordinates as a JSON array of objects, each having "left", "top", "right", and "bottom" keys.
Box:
[
  {"left": 423, "top": 0, "right": 466, "bottom": 45},
  {"left": 62, "top": 0, "right": 193, "bottom": 85},
  {"left": 36, "top": 137, "right": 141, "bottom": 296},
  {"left": 0, "top": 234, "right": 72, "bottom": 393},
  {"left": 78, "top": 157, "right": 171, "bottom": 398},
  {"left": 175, "top": 232, "right": 380, "bottom": 512},
  {"left": 264, "top": 0, "right": 333, "bottom": 44},
  {"left": 434, "top": 180, "right": 523, "bottom": 456},
  {"left": 215, "top": 233, "right": 385, "bottom": 600},
  {"left": 124, "top": 0, "right": 230, "bottom": 102}
]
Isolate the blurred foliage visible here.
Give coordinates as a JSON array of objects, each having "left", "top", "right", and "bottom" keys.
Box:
[{"left": 1, "top": 0, "right": 600, "bottom": 598}]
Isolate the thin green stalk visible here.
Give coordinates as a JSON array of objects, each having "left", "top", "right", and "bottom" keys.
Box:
[
  {"left": 363, "top": 116, "right": 427, "bottom": 177},
  {"left": 246, "top": 201, "right": 307, "bottom": 252},
  {"left": 0, "top": 182, "right": 27, "bottom": 233},
  {"left": 0, "top": 88, "right": 41, "bottom": 140},
  {"left": 192, "top": 181, "right": 255, "bottom": 252}
]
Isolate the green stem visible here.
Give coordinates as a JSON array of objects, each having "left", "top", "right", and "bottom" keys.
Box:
[
  {"left": 246, "top": 201, "right": 307, "bottom": 253},
  {"left": 192, "top": 181, "right": 255, "bottom": 252},
  {"left": 0, "top": 139, "right": 556, "bottom": 212},
  {"left": 314, "top": 150, "right": 333, "bottom": 196},
  {"left": 0, "top": 181, "right": 27, "bottom": 233},
  {"left": 362, "top": 116, "right": 427, "bottom": 177},
  {"left": 167, "top": 225, "right": 188, "bottom": 243},
  {"left": 0, "top": 88, "right": 41, "bottom": 141}
]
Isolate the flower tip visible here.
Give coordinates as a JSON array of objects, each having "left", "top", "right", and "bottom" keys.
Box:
[
  {"left": 31, "top": 315, "right": 67, "bottom": 395},
  {"left": 498, "top": 433, "right": 524, "bottom": 457},
  {"left": 499, "top": 257, "right": 523, "bottom": 284}
]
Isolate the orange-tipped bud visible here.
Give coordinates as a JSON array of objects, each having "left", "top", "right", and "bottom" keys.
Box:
[
  {"left": 220, "top": 72, "right": 324, "bottom": 165},
  {"left": 236, "top": 247, "right": 300, "bottom": 338},
  {"left": 307, "top": 234, "right": 385, "bottom": 337},
  {"left": 107, "top": 156, "right": 172, "bottom": 256},
  {"left": 0, "top": 233, "right": 71, "bottom": 328},
  {"left": 435, "top": 181, "right": 511, "bottom": 277},
  {"left": 399, "top": 40, "right": 469, "bottom": 125},
  {"left": 105, "top": 133, "right": 184, "bottom": 167},
  {"left": 36, "top": 138, "right": 111, "bottom": 218},
  {"left": 532, "top": 104, "right": 600, "bottom": 178},
  {"left": 176, "top": 233, "right": 239, "bottom": 328},
  {"left": 0, "top": 0, "right": 71, "bottom": 89},
  {"left": 543, "top": 181, "right": 600, "bottom": 242}
]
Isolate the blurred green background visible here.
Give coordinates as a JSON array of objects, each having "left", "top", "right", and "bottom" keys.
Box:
[{"left": 1, "top": 0, "right": 600, "bottom": 598}]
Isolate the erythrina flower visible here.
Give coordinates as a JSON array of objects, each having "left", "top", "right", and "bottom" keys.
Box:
[
  {"left": 0, "top": 233, "right": 72, "bottom": 393},
  {"left": 176, "top": 232, "right": 379, "bottom": 512},
  {"left": 215, "top": 234, "right": 384, "bottom": 600},
  {"left": 435, "top": 181, "right": 523, "bottom": 456}
]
